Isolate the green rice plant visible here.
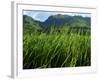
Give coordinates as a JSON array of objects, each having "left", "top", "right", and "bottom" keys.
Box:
[{"left": 23, "top": 26, "right": 91, "bottom": 69}]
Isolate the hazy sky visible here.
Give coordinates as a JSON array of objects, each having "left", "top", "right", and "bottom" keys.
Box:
[{"left": 23, "top": 10, "right": 91, "bottom": 22}]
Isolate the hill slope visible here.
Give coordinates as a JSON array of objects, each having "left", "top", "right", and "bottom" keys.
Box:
[
  {"left": 23, "top": 14, "right": 91, "bottom": 33},
  {"left": 40, "top": 14, "right": 90, "bottom": 28}
]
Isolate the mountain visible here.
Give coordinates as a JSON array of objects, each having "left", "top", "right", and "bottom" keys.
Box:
[
  {"left": 23, "top": 14, "right": 91, "bottom": 33},
  {"left": 39, "top": 14, "right": 72, "bottom": 28},
  {"left": 23, "top": 15, "right": 42, "bottom": 33},
  {"left": 40, "top": 14, "right": 90, "bottom": 28}
]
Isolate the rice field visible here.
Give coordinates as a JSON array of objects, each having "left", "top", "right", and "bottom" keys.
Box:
[{"left": 23, "top": 27, "right": 91, "bottom": 69}]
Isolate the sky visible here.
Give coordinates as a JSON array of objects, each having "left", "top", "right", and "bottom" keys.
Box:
[{"left": 23, "top": 10, "right": 91, "bottom": 22}]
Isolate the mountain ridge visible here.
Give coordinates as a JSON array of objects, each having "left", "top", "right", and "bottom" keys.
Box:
[{"left": 23, "top": 14, "right": 91, "bottom": 32}]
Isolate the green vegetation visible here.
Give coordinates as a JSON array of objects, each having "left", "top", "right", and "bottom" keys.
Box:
[{"left": 23, "top": 14, "right": 91, "bottom": 69}]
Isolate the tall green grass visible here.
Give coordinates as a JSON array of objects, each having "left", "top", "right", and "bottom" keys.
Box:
[{"left": 23, "top": 26, "right": 91, "bottom": 69}]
